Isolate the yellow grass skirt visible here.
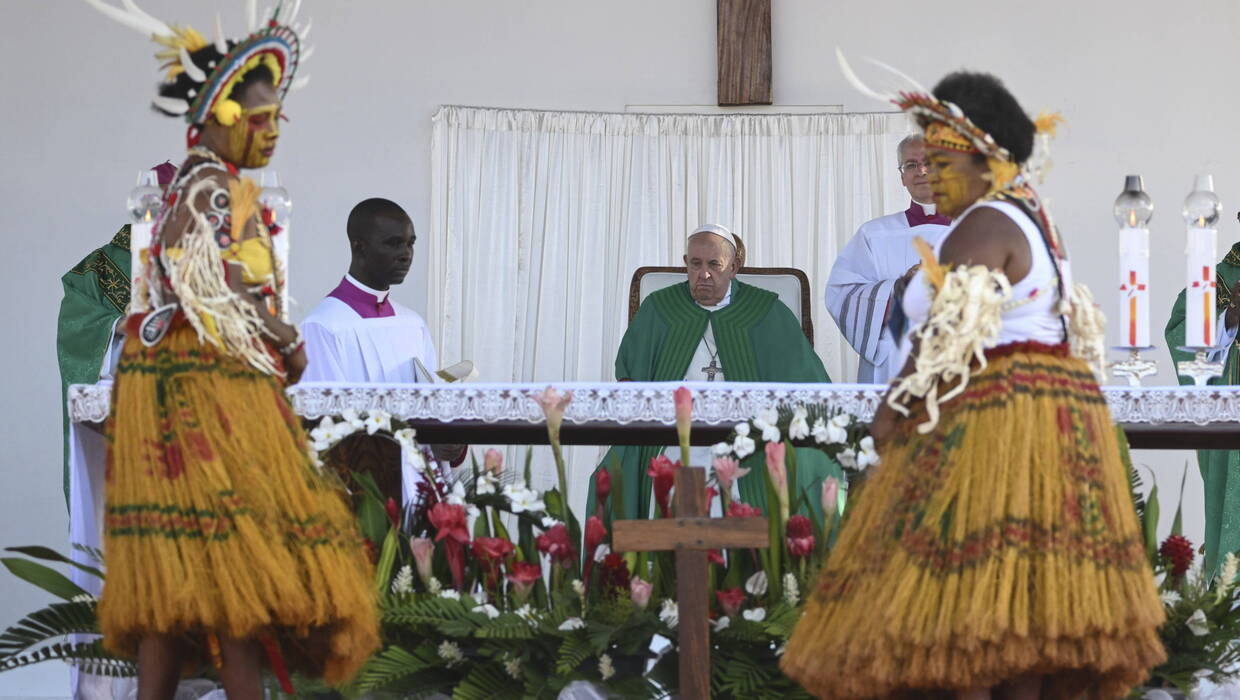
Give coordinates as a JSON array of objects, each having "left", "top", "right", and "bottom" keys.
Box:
[
  {"left": 781, "top": 343, "right": 1165, "bottom": 699},
  {"left": 98, "top": 318, "right": 379, "bottom": 684}
]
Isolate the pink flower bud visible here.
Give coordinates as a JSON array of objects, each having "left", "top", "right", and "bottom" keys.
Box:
[
  {"left": 483, "top": 448, "right": 504, "bottom": 475},
  {"left": 630, "top": 577, "right": 653, "bottom": 610},
  {"left": 410, "top": 537, "right": 434, "bottom": 584}
]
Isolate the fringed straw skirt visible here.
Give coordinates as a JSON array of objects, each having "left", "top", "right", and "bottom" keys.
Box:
[
  {"left": 781, "top": 342, "right": 1165, "bottom": 699},
  {"left": 98, "top": 316, "right": 379, "bottom": 684}
]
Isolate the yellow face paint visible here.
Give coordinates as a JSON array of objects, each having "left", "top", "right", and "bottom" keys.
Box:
[
  {"left": 927, "top": 149, "right": 983, "bottom": 217},
  {"left": 221, "top": 103, "right": 281, "bottom": 169}
]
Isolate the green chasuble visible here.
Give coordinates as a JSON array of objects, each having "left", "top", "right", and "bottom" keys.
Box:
[
  {"left": 588, "top": 280, "right": 841, "bottom": 521},
  {"left": 57, "top": 225, "right": 131, "bottom": 507},
  {"left": 1165, "top": 241, "right": 1240, "bottom": 576}
]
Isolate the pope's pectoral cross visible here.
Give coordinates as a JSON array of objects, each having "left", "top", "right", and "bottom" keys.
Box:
[
  {"left": 702, "top": 357, "right": 723, "bottom": 381},
  {"left": 614, "top": 468, "right": 768, "bottom": 700}
]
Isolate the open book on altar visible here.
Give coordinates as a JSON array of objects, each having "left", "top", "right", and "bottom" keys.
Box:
[{"left": 413, "top": 358, "right": 478, "bottom": 384}]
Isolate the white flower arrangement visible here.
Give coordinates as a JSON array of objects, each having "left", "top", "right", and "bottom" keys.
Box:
[
  {"left": 437, "top": 640, "right": 464, "bottom": 666},
  {"left": 742, "top": 608, "right": 766, "bottom": 623},
  {"left": 390, "top": 565, "right": 414, "bottom": 595},
  {"left": 598, "top": 653, "right": 615, "bottom": 681},
  {"left": 718, "top": 402, "right": 876, "bottom": 473},
  {"left": 472, "top": 604, "right": 500, "bottom": 619},
  {"left": 558, "top": 617, "right": 585, "bottom": 631},
  {"left": 504, "top": 655, "right": 522, "bottom": 679},
  {"left": 783, "top": 573, "right": 800, "bottom": 606}
]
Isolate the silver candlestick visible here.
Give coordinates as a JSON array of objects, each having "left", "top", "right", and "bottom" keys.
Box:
[
  {"left": 1175, "top": 345, "right": 1227, "bottom": 386},
  {"left": 1110, "top": 346, "right": 1158, "bottom": 386}
]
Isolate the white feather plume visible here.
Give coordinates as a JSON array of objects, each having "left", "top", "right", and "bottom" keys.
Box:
[
  {"left": 246, "top": 0, "right": 258, "bottom": 33},
  {"left": 81, "top": 0, "right": 171, "bottom": 37},
  {"left": 152, "top": 96, "right": 190, "bottom": 114},
  {"left": 298, "top": 17, "right": 312, "bottom": 42},
  {"left": 835, "top": 47, "right": 895, "bottom": 105},
  {"left": 285, "top": 0, "right": 302, "bottom": 24},
  {"left": 300, "top": 45, "right": 314, "bottom": 64},
  {"left": 864, "top": 56, "right": 930, "bottom": 97},
  {"left": 213, "top": 13, "right": 228, "bottom": 53},
  {"left": 289, "top": 75, "right": 310, "bottom": 92},
  {"left": 179, "top": 46, "right": 207, "bottom": 82}
]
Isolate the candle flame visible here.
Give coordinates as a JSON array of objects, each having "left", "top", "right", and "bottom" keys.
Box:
[{"left": 1127, "top": 210, "right": 1137, "bottom": 227}]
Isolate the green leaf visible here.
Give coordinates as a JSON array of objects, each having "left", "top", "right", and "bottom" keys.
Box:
[
  {"left": 453, "top": 662, "right": 521, "bottom": 700},
  {"left": 374, "top": 529, "right": 399, "bottom": 595},
  {"left": 350, "top": 644, "right": 441, "bottom": 694},
  {"left": 1171, "top": 461, "right": 1188, "bottom": 537},
  {"left": 0, "top": 559, "right": 89, "bottom": 601},
  {"left": 1143, "top": 470, "right": 1161, "bottom": 565},
  {"left": 0, "top": 639, "right": 134, "bottom": 678},
  {"left": 0, "top": 601, "right": 99, "bottom": 658},
  {"left": 554, "top": 635, "right": 594, "bottom": 676},
  {"left": 5, "top": 547, "right": 103, "bottom": 582},
  {"left": 356, "top": 491, "right": 390, "bottom": 545},
  {"left": 523, "top": 447, "right": 534, "bottom": 488}
]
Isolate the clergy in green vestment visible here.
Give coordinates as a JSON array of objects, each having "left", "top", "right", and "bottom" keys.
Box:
[
  {"left": 588, "top": 224, "right": 841, "bottom": 521},
  {"left": 1165, "top": 236, "right": 1240, "bottom": 576},
  {"left": 57, "top": 224, "right": 133, "bottom": 506}
]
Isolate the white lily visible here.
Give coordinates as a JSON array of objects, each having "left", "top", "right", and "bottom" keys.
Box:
[
  {"left": 857, "top": 436, "right": 881, "bottom": 470},
  {"left": 475, "top": 474, "right": 497, "bottom": 496},
  {"left": 742, "top": 608, "right": 766, "bottom": 622},
  {"left": 733, "top": 435, "right": 756, "bottom": 459},
  {"left": 788, "top": 407, "right": 810, "bottom": 440},
  {"left": 713, "top": 616, "right": 730, "bottom": 631},
  {"left": 363, "top": 410, "right": 392, "bottom": 436},
  {"left": 811, "top": 418, "right": 830, "bottom": 444},
  {"left": 393, "top": 427, "right": 417, "bottom": 449},
  {"left": 472, "top": 604, "right": 500, "bottom": 619},
  {"left": 734, "top": 422, "right": 750, "bottom": 438},
  {"left": 711, "top": 441, "right": 734, "bottom": 457},
  {"left": 594, "top": 544, "right": 611, "bottom": 563},
  {"left": 761, "top": 423, "right": 781, "bottom": 443},
  {"left": 505, "top": 482, "right": 546, "bottom": 513},
  {"left": 541, "top": 516, "right": 560, "bottom": 529},
  {"left": 558, "top": 617, "right": 585, "bottom": 631},
  {"left": 447, "top": 481, "right": 468, "bottom": 506},
  {"left": 659, "top": 599, "right": 679, "bottom": 628},
  {"left": 1186, "top": 608, "right": 1209, "bottom": 636},
  {"left": 745, "top": 571, "right": 768, "bottom": 597},
  {"left": 837, "top": 448, "right": 857, "bottom": 470},
  {"left": 826, "top": 414, "right": 849, "bottom": 444}
]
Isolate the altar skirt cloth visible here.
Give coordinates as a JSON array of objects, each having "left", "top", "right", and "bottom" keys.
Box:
[
  {"left": 781, "top": 343, "right": 1165, "bottom": 699},
  {"left": 98, "top": 317, "right": 379, "bottom": 683}
]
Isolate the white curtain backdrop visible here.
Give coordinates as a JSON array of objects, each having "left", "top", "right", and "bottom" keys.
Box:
[
  {"left": 429, "top": 105, "right": 912, "bottom": 387},
  {"left": 427, "top": 105, "right": 911, "bottom": 498}
]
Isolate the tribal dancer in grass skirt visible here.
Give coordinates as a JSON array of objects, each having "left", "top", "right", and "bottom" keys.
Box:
[
  {"left": 85, "top": 2, "right": 378, "bottom": 698},
  {"left": 782, "top": 66, "right": 1164, "bottom": 700}
]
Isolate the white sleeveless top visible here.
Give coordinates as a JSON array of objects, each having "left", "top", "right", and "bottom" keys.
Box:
[{"left": 896, "top": 200, "right": 1066, "bottom": 371}]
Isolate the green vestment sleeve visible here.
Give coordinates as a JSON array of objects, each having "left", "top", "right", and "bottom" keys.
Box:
[
  {"left": 57, "top": 227, "right": 131, "bottom": 507},
  {"left": 1164, "top": 247, "right": 1240, "bottom": 576}
]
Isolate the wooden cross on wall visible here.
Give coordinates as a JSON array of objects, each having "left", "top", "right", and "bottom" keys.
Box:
[
  {"left": 613, "top": 467, "right": 769, "bottom": 700},
  {"left": 717, "top": 0, "right": 772, "bottom": 105}
]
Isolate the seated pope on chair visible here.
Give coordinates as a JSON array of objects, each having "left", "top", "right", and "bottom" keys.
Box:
[{"left": 588, "top": 224, "right": 841, "bottom": 520}]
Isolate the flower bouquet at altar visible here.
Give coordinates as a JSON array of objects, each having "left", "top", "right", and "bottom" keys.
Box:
[
  {"left": 335, "top": 385, "right": 875, "bottom": 699},
  {"left": 1131, "top": 468, "right": 1240, "bottom": 697}
]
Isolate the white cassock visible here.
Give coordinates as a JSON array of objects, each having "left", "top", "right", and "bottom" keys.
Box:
[
  {"left": 300, "top": 274, "right": 438, "bottom": 383},
  {"left": 826, "top": 202, "right": 951, "bottom": 383},
  {"left": 300, "top": 274, "right": 440, "bottom": 506}
]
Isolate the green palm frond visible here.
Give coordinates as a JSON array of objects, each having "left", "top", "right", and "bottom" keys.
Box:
[
  {"left": 0, "top": 639, "right": 135, "bottom": 678},
  {"left": 553, "top": 635, "right": 592, "bottom": 676},
  {"left": 350, "top": 644, "right": 441, "bottom": 694},
  {"left": 0, "top": 601, "right": 99, "bottom": 658},
  {"left": 452, "top": 662, "right": 522, "bottom": 700}
]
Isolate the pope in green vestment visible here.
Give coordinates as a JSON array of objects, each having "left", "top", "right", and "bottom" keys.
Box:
[
  {"left": 57, "top": 225, "right": 131, "bottom": 506},
  {"left": 588, "top": 277, "right": 841, "bottom": 521},
  {"left": 1165, "top": 240, "right": 1240, "bottom": 576}
]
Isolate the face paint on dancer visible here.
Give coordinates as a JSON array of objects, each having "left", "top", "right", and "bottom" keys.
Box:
[{"left": 216, "top": 81, "right": 282, "bottom": 169}]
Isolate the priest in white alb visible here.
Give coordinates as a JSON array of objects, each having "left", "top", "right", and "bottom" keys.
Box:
[
  {"left": 301, "top": 198, "right": 462, "bottom": 504},
  {"left": 301, "top": 198, "right": 438, "bottom": 383},
  {"left": 826, "top": 134, "right": 952, "bottom": 383}
]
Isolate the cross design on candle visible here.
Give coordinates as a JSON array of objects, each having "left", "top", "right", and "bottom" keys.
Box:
[
  {"left": 1119, "top": 270, "right": 1147, "bottom": 347},
  {"left": 1190, "top": 265, "right": 1217, "bottom": 346}
]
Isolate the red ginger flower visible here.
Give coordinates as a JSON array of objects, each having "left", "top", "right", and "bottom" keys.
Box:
[
  {"left": 472, "top": 537, "right": 515, "bottom": 562},
  {"left": 728, "top": 501, "right": 763, "bottom": 518},
  {"left": 786, "top": 514, "right": 815, "bottom": 558},
  {"left": 1160, "top": 534, "right": 1195, "bottom": 577},
  {"left": 595, "top": 468, "right": 611, "bottom": 507},
  {"left": 600, "top": 552, "right": 631, "bottom": 595},
  {"left": 507, "top": 560, "right": 542, "bottom": 601},
  {"left": 585, "top": 516, "right": 608, "bottom": 556},
  {"left": 428, "top": 503, "right": 470, "bottom": 544},
  {"left": 649, "top": 455, "right": 681, "bottom": 518},
  {"left": 537, "top": 523, "right": 577, "bottom": 565},
  {"left": 716, "top": 587, "right": 744, "bottom": 617}
]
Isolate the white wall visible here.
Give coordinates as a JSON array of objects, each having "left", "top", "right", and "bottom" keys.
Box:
[{"left": 2, "top": 1, "right": 1236, "bottom": 696}]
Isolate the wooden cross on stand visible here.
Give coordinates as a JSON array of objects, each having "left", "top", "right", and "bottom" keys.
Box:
[
  {"left": 717, "top": 0, "right": 772, "bottom": 106},
  {"left": 613, "top": 467, "right": 768, "bottom": 700}
]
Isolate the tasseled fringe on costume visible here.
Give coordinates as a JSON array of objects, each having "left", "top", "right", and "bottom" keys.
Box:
[
  {"left": 782, "top": 350, "right": 1165, "bottom": 700},
  {"left": 887, "top": 248, "right": 1010, "bottom": 433},
  {"left": 161, "top": 177, "right": 283, "bottom": 377},
  {"left": 99, "top": 323, "right": 379, "bottom": 683},
  {"left": 1066, "top": 282, "right": 1108, "bottom": 379}
]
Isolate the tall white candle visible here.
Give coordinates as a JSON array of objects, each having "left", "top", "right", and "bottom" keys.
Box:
[
  {"left": 1113, "top": 175, "right": 1154, "bottom": 348},
  {"left": 1182, "top": 174, "right": 1222, "bottom": 348},
  {"left": 1118, "top": 225, "right": 1150, "bottom": 347}
]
